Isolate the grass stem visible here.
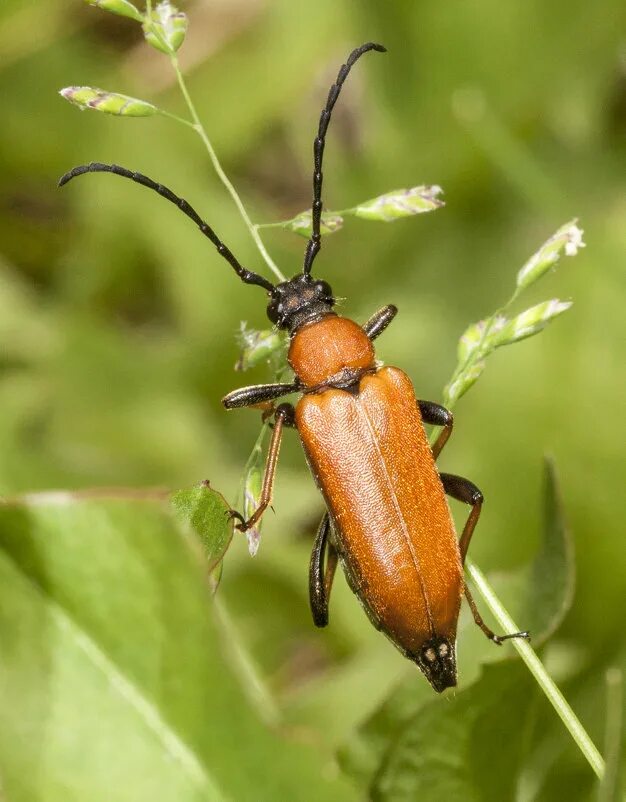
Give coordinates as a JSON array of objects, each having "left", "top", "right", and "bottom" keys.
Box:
[{"left": 170, "top": 56, "right": 286, "bottom": 283}]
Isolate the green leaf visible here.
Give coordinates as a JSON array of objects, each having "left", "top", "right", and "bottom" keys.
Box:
[
  {"left": 358, "top": 662, "right": 533, "bottom": 801},
  {"left": 0, "top": 495, "right": 358, "bottom": 802},
  {"left": 59, "top": 87, "right": 157, "bottom": 117},
  {"left": 86, "top": 0, "right": 143, "bottom": 21},
  {"left": 351, "top": 185, "right": 444, "bottom": 221},
  {"left": 489, "top": 457, "right": 575, "bottom": 645},
  {"left": 143, "top": 2, "right": 188, "bottom": 55},
  {"left": 171, "top": 481, "right": 233, "bottom": 571}
]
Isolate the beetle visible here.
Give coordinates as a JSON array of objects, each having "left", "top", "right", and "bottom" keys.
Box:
[{"left": 59, "top": 43, "right": 529, "bottom": 692}]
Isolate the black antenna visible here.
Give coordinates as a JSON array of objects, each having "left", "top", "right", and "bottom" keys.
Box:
[
  {"left": 303, "top": 42, "right": 386, "bottom": 277},
  {"left": 58, "top": 162, "right": 275, "bottom": 293}
]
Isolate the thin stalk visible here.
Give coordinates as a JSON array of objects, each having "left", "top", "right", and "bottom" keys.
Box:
[
  {"left": 467, "top": 560, "right": 605, "bottom": 780},
  {"left": 170, "top": 55, "right": 286, "bottom": 283},
  {"left": 157, "top": 108, "right": 195, "bottom": 129}
]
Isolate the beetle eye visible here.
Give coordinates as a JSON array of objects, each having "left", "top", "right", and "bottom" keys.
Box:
[
  {"left": 316, "top": 280, "right": 333, "bottom": 299},
  {"left": 266, "top": 299, "right": 280, "bottom": 324}
]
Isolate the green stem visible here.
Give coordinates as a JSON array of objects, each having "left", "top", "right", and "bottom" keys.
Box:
[
  {"left": 170, "top": 56, "right": 286, "bottom": 283},
  {"left": 254, "top": 221, "right": 289, "bottom": 231},
  {"left": 157, "top": 108, "right": 195, "bottom": 129},
  {"left": 467, "top": 560, "right": 605, "bottom": 779}
]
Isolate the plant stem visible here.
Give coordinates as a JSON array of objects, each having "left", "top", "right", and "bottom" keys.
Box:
[
  {"left": 467, "top": 560, "right": 605, "bottom": 780},
  {"left": 170, "top": 55, "right": 286, "bottom": 283},
  {"left": 157, "top": 108, "right": 195, "bottom": 129}
]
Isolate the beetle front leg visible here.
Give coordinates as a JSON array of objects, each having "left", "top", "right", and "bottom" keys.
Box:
[
  {"left": 362, "top": 304, "right": 398, "bottom": 340},
  {"left": 222, "top": 382, "right": 300, "bottom": 409},
  {"left": 419, "top": 401, "right": 453, "bottom": 459},
  {"left": 309, "top": 512, "right": 339, "bottom": 627},
  {"left": 228, "top": 403, "right": 294, "bottom": 532},
  {"left": 440, "top": 472, "right": 530, "bottom": 645}
]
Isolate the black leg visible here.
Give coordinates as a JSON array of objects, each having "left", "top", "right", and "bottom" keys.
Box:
[
  {"left": 303, "top": 43, "right": 386, "bottom": 276},
  {"left": 440, "top": 472, "right": 482, "bottom": 562},
  {"left": 363, "top": 304, "right": 398, "bottom": 340},
  {"left": 419, "top": 400, "right": 453, "bottom": 459},
  {"left": 228, "top": 404, "right": 294, "bottom": 532},
  {"left": 222, "top": 382, "right": 300, "bottom": 409},
  {"left": 59, "top": 162, "right": 274, "bottom": 292},
  {"left": 309, "top": 512, "right": 339, "bottom": 628},
  {"left": 441, "top": 472, "right": 530, "bottom": 645}
]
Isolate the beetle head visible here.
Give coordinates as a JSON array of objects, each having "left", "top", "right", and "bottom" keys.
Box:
[
  {"left": 414, "top": 636, "right": 457, "bottom": 693},
  {"left": 266, "top": 273, "right": 335, "bottom": 333}
]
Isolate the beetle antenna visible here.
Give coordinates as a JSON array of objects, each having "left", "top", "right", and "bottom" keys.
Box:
[
  {"left": 302, "top": 42, "right": 386, "bottom": 277},
  {"left": 59, "top": 162, "right": 275, "bottom": 292}
]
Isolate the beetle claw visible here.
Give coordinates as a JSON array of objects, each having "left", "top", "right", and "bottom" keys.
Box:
[{"left": 226, "top": 508, "right": 246, "bottom": 529}]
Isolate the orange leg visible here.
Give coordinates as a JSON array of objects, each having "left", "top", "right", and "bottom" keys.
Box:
[{"left": 228, "top": 404, "right": 294, "bottom": 532}]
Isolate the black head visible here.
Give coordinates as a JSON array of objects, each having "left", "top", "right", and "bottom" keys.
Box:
[
  {"left": 414, "top": 636, "right": 457, "bottom": 693},
  {"left": 266, "top": 274, "right": 335, "bottom": 333}
]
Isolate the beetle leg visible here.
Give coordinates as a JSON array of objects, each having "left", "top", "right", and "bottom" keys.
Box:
[
  {"left": 439, "top": 472, "right": 482, "bottom": 562},
  {"left": 419, "top": 401, "right": 454, "bottom": 459},
  {"left": 227, "top": 403, "right": 294, "bottom": 531},
  {"left": 464, "top": 585, "right": 530, "bottom": 645},
  {"left": 362, "top": 304, "right": 398, "bottom": 340},
  {"left": 441, "top": 472, "right": 530, "bottom": 645},
  {"left": 222, "top": 382, "right": 300, "bottom": 409},
  {"left": 309, "top": 512, "right": 339, "bottom": 627}
]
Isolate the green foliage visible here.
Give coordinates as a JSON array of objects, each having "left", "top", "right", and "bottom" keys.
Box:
[
  {"left": 143, "top": 2, "right": 188, "bottom": 56},
  {"left": 0, "top": 1, "right": 623, "bottom": 800},
  {"left": 171, "top": 481, "right": 233, "bottom": 571},
  {"left": 489, "top": 458, "right": 574, "bottom": 646},
  {"left": 86, "top": 0, "right": 142, "bottom": 22},
  {"left": 0, "top": 495, "right": 356, "bottom": 802},
  {"left": 444, "top": 220, "right": 582, "bottom": 406},
  {"left": 370, "top": 662, "right": 534, "bottom": 802},
  {"left": 59, "top": 86, "right": 158, "bottom": 117}
]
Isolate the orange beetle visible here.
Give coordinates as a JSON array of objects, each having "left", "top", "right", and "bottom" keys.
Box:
[{"left": 60, "top": 43, "right": 528, "bottom": 691}]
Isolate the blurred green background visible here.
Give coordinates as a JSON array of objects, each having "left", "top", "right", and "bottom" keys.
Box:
[{"left": 1, "top": 0, "right": 624, "bottom": 799}]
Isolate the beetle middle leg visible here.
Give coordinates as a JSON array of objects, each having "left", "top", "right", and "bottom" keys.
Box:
[
  {"left": 227, "top": 403, "right": 295, "bottom": 532},
  {"left": 309, "top": 512, "right": 339, "bottom": 627},
  {"left": 419, "top": 400, "right": 453, "bottom": 459},
  {"left": 441, "top": 472, "right": 530, "bottom": 645}
]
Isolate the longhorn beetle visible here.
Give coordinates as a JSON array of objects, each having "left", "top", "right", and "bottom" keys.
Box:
[{"left": 60, "top": 43, "right": 529, "bottom": 692}]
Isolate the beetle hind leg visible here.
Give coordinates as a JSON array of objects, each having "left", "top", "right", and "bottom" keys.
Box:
[
  {"left": 440, "top": 472, "right": 530, "bottom": 645},
  {"left": 309, "top": 512, "right": 338, "bottom": 627},
  {"left": 464, "top": 585, "right": 530, "bottom": 645}
]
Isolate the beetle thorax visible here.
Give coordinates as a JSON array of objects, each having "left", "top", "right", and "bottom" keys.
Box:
[{"left": 288, "top": 316, "right": 375, "bottom": 388}]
